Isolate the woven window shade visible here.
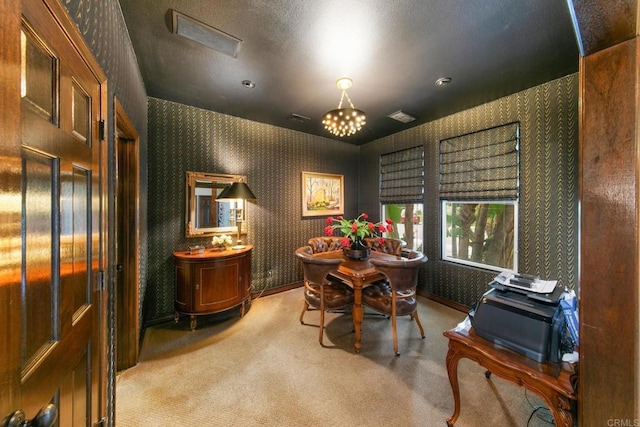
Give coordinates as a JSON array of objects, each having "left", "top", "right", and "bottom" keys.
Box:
[
  {"left": 439, "top": 122, "right": 519, "bottom": 200},
  {"left": 380, "top": 146, "right": 424, "bottom": 203}
]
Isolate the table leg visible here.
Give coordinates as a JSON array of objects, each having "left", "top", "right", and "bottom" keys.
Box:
[
  {"left": 445, "top": 343, "right": 462, "bottom": 426},
  {"left": 352, "top": 277, "right": 364, "bottom": 353}
]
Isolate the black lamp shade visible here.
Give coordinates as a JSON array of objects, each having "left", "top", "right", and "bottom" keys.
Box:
[{"left": 216, "top": 182, "right": 257, "bottom": 201}]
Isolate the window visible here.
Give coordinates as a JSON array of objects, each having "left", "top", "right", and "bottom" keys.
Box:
[
  {"left": 439, "top": 123, "right": 519, "bottom": 271},
  {"left": 442, "top": 201, "right": 517, "bottom": 271},
  {"left": 382, "top": 203, "right": 423, "bottom": 252},
  {"left": 380, "top": 146, "right": 424, "bottom": 251}
]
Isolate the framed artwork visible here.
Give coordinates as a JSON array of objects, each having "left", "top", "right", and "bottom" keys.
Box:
[{"left": 302, "top": 171, "right": 344, "bottom": 217}]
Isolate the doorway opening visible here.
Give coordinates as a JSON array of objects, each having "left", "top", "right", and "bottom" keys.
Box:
[{"left": 115, "top": 98, "right": 140, "bottom": 371}]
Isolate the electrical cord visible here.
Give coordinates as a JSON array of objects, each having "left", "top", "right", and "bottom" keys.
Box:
[
  {"left": 525, "top": 389, "right": 554, "bottom": 425},
  {"left": 527, "top": 406, "right": 551, "bottom": 426},
  {"left": 249, "top": 284, "right": 267, "bottom": 302}
]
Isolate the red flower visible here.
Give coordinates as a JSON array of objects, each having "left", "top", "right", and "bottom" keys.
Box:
[
  {"left": 385, "top": 219, "right": 394, "bottom": 225},
  {"left": 377, "top": 237, "right": 384, "bottom": 245},
  {"left": 322, "top": 212, "right": 393, "bottom": 244}
]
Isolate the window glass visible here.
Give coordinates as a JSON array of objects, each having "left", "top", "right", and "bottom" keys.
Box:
[
  {"left": 382, "top": 203, "right": 423, "bottom": 252},
  {"left": 441, "top": 201, "right": 517, "bottom": 271}
]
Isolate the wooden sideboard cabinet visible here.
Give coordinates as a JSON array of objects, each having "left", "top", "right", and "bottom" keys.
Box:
[{"left": 173, "top": 245, "right": 253, "bottom": 330}]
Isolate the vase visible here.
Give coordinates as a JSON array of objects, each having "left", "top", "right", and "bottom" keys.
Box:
[{"left": 343, "top": 237, "right": 370, "bottom": 260}]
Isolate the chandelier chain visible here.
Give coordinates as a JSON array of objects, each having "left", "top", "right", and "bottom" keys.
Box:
[
  {"left": 339, "top": 91, "right": 356, "bottom": 109},
  {"left": 322, "top": 77, "right": 366, "bottom": 137}
]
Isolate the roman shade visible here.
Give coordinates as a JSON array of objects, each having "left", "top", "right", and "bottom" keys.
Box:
[
  {"left": 380, "top": 146, "right": 424, "bottom": 203},
  {"left": 439, "top": 122, "right": 520, "bottom": 200}
]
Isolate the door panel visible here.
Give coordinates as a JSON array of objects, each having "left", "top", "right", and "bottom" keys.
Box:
[
  {"left": 21, "top": 148, "right": 57, "bottom": 370},
  {"left": 4, "top": 0, "right": 107, "bottom": 423}
]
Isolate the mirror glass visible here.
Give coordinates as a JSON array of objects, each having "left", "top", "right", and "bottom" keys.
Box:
[{"left": 186, "top": 171, "right": 247, "bottom": 238}]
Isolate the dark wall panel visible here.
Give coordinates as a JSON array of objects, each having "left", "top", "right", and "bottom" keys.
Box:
[
  {"left": 146, "top": 98, "right": 359, "bottom": 321},
  {"left": 360, "top": 74, "right": 579, "bottom": 308}
]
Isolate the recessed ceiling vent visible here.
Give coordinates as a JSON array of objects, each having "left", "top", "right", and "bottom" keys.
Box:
[
  {"left": 172, "top": 10, "right": 242, "bottom": 58},
  {"left": 289, "top": 113, "right": 311, "bottom": 123},
  {"left": 387, "top": 110, "right": 416, "bottom": 123}
]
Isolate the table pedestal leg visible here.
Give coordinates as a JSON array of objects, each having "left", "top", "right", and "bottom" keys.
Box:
[{"left": 352, "top": 277, "right": 364, "bottom": 353}]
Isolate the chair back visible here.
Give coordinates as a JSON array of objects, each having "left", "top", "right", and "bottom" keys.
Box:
[
  {"left": 369, "top": 251, "right": 427, "bottom": 292},
  {"left": 364, "top": 237, "right": 406, "bottom": 256},
  {"left": 307, "top": 237, "right": 344, "bottom": 253},
  {"left": 295, "top": 246, "right": 343, "bottom": 285}
]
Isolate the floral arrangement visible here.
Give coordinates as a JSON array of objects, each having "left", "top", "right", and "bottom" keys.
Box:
[
  {"left": 211, "top": 234, "right": 233, "bottom": 249},
  {"left": 324, "top": 213, "right": 394, "bottom": 247}
]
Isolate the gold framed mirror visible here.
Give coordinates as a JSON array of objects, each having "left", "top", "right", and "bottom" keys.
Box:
[{"left": 185, "top": 171, "right": 248, "bottom": 238}]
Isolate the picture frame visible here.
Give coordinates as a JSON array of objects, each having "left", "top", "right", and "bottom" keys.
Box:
[{"left": 302, "top": 171, "right": 344, "bottom": 217}]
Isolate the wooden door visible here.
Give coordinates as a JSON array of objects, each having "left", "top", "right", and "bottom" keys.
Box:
[{"left": 1, "top": 0, "right": 107, "bottom": 424}]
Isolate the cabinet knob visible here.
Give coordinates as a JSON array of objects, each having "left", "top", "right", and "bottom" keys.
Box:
[{"left": 195, "top": 284, "right": 199, "bottom": 289}]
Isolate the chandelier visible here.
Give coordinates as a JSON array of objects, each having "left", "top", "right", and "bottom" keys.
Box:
[{"left": 322, "top": 77, "right": 366, "bottom": 137}]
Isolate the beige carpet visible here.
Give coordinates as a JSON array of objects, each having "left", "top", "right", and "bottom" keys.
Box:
[{"left": 115, "top": 289, "right": 554, "bottom": 426}]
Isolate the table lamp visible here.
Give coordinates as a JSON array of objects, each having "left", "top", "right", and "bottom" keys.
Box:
[{"left": 216, "top": 181, "right": 257, "bottom": 248}]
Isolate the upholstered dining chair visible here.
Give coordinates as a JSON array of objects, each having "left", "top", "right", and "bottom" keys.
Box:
[
  {"left": 295, "top": 246, "right": 354, "bottom": 346},
  {"left": 307, "top": 236, "right": 344, "bottom": 253},
  {"left": 364, "top": 237, "right": 406, "bottom": 256},
  {"left": 363, "top": 251, "right": 427, "bottom": 355}
]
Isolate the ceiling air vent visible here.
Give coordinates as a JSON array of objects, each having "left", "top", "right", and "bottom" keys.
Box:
[
  {"left": 387, "top": 110, "right": 416, "bottom": 123},
  {"left": 172, "top": 10, "right": 242, "bottom": 58},
  {"left": 289, "top": 113, "right": 311, "bottom": 123}
]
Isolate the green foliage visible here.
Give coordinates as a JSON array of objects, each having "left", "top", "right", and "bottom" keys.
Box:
[
  {"left": 308, "top": 200, "right": 329, "bottom": 209},
  {"left": 445, "top": 202, "right": 514, "bottom": 270}
]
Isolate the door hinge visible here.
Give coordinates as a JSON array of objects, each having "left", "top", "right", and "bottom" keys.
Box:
[
  {"left": 97, "top": 270, "right": 105, "bottom": 291},
  {"left": 99, "top": 120, "right": 106, "bottom": 140},
  {"left": 94, "top": 417, "right": 107, "bottom": 426}
]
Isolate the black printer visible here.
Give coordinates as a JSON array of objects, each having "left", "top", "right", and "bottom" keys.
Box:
[{"left": 470, "top": 286, "right": 565, "bottom": 363}]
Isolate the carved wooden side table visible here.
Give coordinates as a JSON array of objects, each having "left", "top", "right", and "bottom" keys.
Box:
[{"left": 443, "top": 325, "right": 578, "bottom": 426}]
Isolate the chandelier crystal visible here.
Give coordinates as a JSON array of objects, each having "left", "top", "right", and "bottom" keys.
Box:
[{"left": 322, "top": 77, "right": 366, "bottom": 137}]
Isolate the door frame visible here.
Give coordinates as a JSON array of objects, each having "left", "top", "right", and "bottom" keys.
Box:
[{"left": 114, "top": 97, "right": 140, "bottom": 371}]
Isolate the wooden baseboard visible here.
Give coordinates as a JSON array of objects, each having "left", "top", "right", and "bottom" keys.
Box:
[
  {"left": 250, "top": 283, "right": 470, "bottom": 314},
  {"left": 251, "top": 281, "right": 302, "bottom": 299},
  {"left": 143, "top": 284, "right": 468, "bottom": 330},
  {"left": 418, "top": 290, "right": 470, "bottom": 313},
  {"left": 256, "top": 282, "right": 472, "bottom": 313}
]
